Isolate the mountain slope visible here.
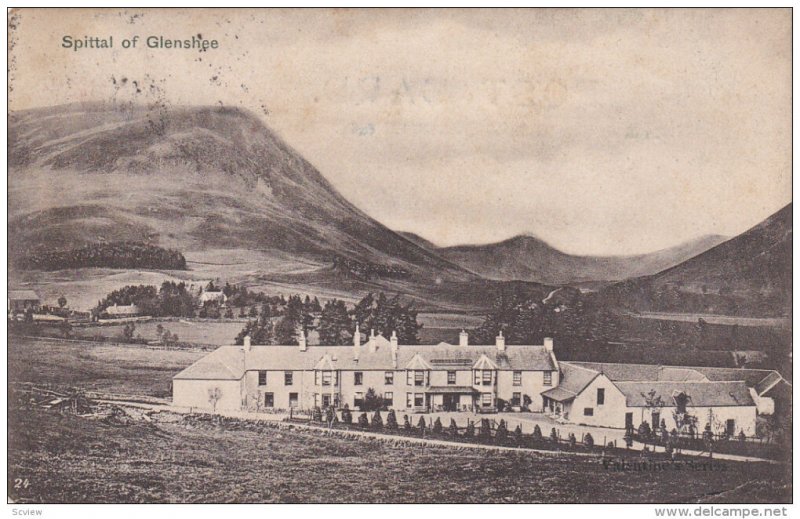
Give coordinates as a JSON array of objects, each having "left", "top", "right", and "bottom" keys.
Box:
[
  {"left": 436, "top": 233, "right": 729, "bottom": 285},
  {"left": 603, "top": 204, "right": 792, "bottom": 317},
  {"left": 8, "top": 102, "right": 471, "bottom": 281}
]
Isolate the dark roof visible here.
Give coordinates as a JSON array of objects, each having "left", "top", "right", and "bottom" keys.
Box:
[
  {"left": 541, "top": 386, "right": 577, "bottom": 402},
  {"left": 566, "top": 362, "right": 707, "bottom": 382},
  {"left": 614, "top": 381, "right": 755, "bottom": 407},
  {"left": 554, "top": 362, "right": 599, "bottom": 397}
]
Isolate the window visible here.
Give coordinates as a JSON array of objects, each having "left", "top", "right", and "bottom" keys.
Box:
[
  {"left": 543, "top": 372, "right": 552, "bottom": 386},
  {"left": 265, "top": 392, "right": 274, "bottom": 407},
  {"left": 481, "top": 393, "right": 493, "bottom": 408},
  {"left": 258, "top": 370, "right": 267, "bottom": 386},
  {"left": 383, "top": 392, "right": 393, "bottom": 407},
  {"left": 284, "top": 371, "right": 293, "bottom": 386},
  {"left": 473, "top": 371, "right": 480, "bottom": 385},
  {"left": 414, "top": 393, "right": 425, "bottom": 407},
  {"left": 289, "top": 392, "right": 298, "bottom": 408},
  {"left": 414, "top": 371, "right": 425, "bottom": 386},
  {"left": 482, "top": 370, "right": 492, "bottom": 385},
  {"left": 584, "top": 407, "right": 593, "bottom": 416},
  {"left": 447, "top": 371, "right": 456, "bottom": 385},
  {"left": 513, "top": 371, "right": 522, "bottom": 386},
  {"left": 596, "top": 388, "right": 605, "bottom": 405},
  {"left": 406, "top": 392, "right": 413, "bottom": 408},
  {"left": 354, "top": 372, "right": 363, "bottom": 386},
  {"left": 512, "top": 392, "right": 521, "bottom": 406},
  {"left": 354, "top": 392, "right": 364, "bottom": 409},
  {"left": 321, "top": 371, "right": 332, "bottom": 386},
  {"left": 385, "top": 371, "right": 394, "bottom": 385},
  {"left": 322, "top": 395, "right": 331, "bottom": 408},
  {"left": 726, "top": 419, "right": 736, "bottom": 437}
]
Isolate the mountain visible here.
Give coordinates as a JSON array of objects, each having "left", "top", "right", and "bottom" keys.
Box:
[
  {"left": 603, "top": 204, "right": 792, "bottom": 317},
  {"left": 435, "top": 233, "right": 729, "bottom": 285},
  {"left": 8, "top": 102, "right": 554, "bottom": 312},
  {"left": 398, "top": 231, "right": 440, "bottom": 251}
]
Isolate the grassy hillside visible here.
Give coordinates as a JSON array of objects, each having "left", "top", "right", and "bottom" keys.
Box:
[
  {"left": 8, "top": 103, "right": 469, "bottom": 281},
  {"left": 437, "top": 234, "right": 728, "bottom": 285},
  {"left": 601, "top": 204, "right": 792, "bottom": 317}
]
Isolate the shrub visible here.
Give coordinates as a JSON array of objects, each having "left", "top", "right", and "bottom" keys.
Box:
[
  {"left": 363, "top": 388, "right": 384, "bottom": 412},
  {"left": 479, "top": 419, "right": 491, "bottom": 439},
  {"left": 584, "top": 433, "right": 594, "bottom": 448},
  {"left": 371, "top": 410, "right": 383, "bottom": 429},
  {"left": 432, "top": 417, "right": 443, "bottom": 434},
  {"left": 312, "top": 407, "right": 323, "bottom": 422},
  {"left": 568, "top": 433, "right": 576, "bottom": 447},
  {"left": 495, "top": 420, "right": 508, "bottom": 443},
  {"left": 638, "top": 421, "right": 652, "bottom": 439},
  {"left": 403, "top": 415, "right": 412, "bottom": 431},
  {"left": 532, "top": 424, "right": 543, "bottom": 441},
  {"left": 325, "top": 406, "right": 335, "bottom": 423},
  {"left": 549, "top": 427, "right": 558, "bottom": 442},
  {"left": 738, "top": 430, "right": 746, "bottom": 442},
  {"left": 449, "top": 418, "right": 458, "bottom": 436},
  {"left": 386, "top": 410, "right": 398, "bottom": 430},
  {"left": 341, "top": 405, "right": 352, "bottom": 425},
  {"left": 514, "top": 424, "right": 523, "bottom": 443},
  {"left": 357, "top": 412, "right": 369, "bottom": 428},
  {"left": 417, "top": 416, "right": 427, "bottom": 434},
  {"left": 465, "top": 420, "right": 475, "bottom": 438}
]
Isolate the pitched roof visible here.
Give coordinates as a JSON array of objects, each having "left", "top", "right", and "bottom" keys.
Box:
[
  {"left": 552, "top": 362, "right": 600, "bottom": 398},
  {"left": 754, "top": 371, "right": 790, "bottom": 396},
  {"left": 541, "top": 386, "right": 578, "bottom": 402},
  {"left": 173, "top": 346, "right": 244, "bottom": 380},
  {"left": 105, "top": 304, "right": 140, "bottom": 315},
  {"left": 174, "top": 340, "right": 557, "bottom": 381},
  {"left": 8, "top": 289, "right": 40, "bottom": 301},
  {"left": 566, "top": 362, "right": 708, "bottom": 382},
  {"left": 614, "top": 381, "right": 755, "bottom": 407}
]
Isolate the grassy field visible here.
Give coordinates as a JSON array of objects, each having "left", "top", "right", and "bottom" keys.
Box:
[
  {"left": 77, "top": 320, "right": 246, "bottom": 346},
  {"left": 8, "top": 407, "right": 792, "bottom": 504},
  {"left": 8, "top": 336, "right": 204, "bottom": 397}
]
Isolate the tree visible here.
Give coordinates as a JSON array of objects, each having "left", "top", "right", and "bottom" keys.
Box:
[
  {"left": 584, "top": 433, "right": 594, "bottom": 448},
  {"left": 208, "top": 387, "right": 222, "bottom": 413},
  {"left": 417, "top": 416, "right": 427, "bottom": 434},
  {"left": 495, "top": 419, "right": 508, "bottom": 443},
  {"left": 357, "top": 412, "right": 368, "bottom": 427},
  {"left": 274, "top": 316, "right": 299, "bottom": 345},
  {"left": 350, "top": 292, "right": 422, "bottom": 344},
  {"left": 432, "top": 417, "right": 443, "bottom": 434},
  {"left": 386, "top": 410, "right": 399, "bottom": 430},
  {"left": 235, "top": 319, "right": 274, "bottom": 346},
  {"left": 122, "top": 323, "right": 136, "bottom": 340},
  {"left": 465, "top": 420, "right": 475, "bottom": 438},
  {"left": 341, "top": 404, "right": 353, "bottom": 425},
  {"left": 318, "top": 299, "right": 351, "bottom": 345},
  {"left": 371, "top": 410, "right": 383, "bottom": 429},
  {"left": 403, "top": 415, "right": 412, "bottom": 431},
  {"left": 532, "top": 424, "right": 543, "bottom": 441},
  {"left": 514, "top": 424, "right": 523, "bottom": 443},
  {"left": 479, "top": 418, "right": 491, "bottom": 439},
  {"left": 449, "top": 418, "right": 458, "bottom": 437},
  {"left": 224, "top": 307, "right": 234, "bottom": 319},
  {"left": 58, "top": 296, "right": 67, "bottom": 308},
  {"left": 59, "top": 319, "right": 72, "bottom": 339},
  {"left": 362, "top": 388, "right": 383, "bottom": 412}
]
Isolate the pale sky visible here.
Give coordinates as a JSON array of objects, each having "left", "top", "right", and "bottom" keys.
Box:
[{"left": 8, "top": 8, "right": 792, "bottom": 255}]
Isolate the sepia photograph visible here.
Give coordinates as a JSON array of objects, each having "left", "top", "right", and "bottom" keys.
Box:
[{"left": 5, "top": 7, "right": 793, "bottom": 509}]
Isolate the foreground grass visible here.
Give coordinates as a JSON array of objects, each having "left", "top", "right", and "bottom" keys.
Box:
[{"left": 8, "top": 407, "right": 791, "bottom": 504}]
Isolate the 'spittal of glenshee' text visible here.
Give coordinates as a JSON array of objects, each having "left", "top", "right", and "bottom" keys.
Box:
[{"left": 61, "top": 35, "right": 219, "bottom": 51}]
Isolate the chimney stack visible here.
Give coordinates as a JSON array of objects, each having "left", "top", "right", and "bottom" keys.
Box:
[
  {"left": 391, "top": 331, "right": 398, "bottom": 368},
  {"left": 353, "top": 324, "right": 361, "bottom": 361},
  {"left": 298, "top": 330, "right": 307, "bottom": 352},
  {"left": 459, "top": 330, "right": 469, "bottom": 347},
  {"left": 496, "top": 330, "right": 506, "bottom": 352},
  {"left": 544, "top": 337, "right": 553, "bottom": 352},
  {"left": 369, "top": 329, "right": 377, "bottom": 353},
  {"left": 244, "top": 335, "right": 251, "bottom": 352}
]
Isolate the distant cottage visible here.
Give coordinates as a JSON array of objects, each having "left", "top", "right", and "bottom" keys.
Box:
[
  {"left": 103, "top": 303, "right": 140, "bottom": 318},
  {"left": 8, "top": 289, "right": 41, "bottom": 312},
  {"left": 199, "top": 290, "right": 227, "bottom": 305}
]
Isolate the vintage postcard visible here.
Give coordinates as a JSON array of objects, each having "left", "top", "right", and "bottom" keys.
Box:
[{"left": 6, "top": 7, "right": 793, "bottom": 510}]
